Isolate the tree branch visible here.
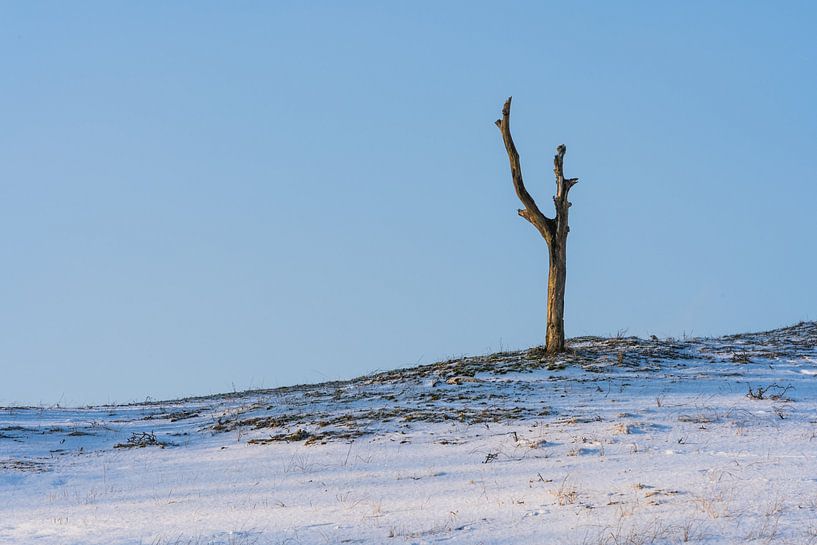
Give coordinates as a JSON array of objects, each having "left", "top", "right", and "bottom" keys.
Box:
[
  {"left": 552, "top": 145, "right": 578, "bottom": 241},
  {"left": 496, "top": 97, "right": 555, "bottom": 243},
  {"left": 553, "top": 145, "right": 578, "bottom": 197}
]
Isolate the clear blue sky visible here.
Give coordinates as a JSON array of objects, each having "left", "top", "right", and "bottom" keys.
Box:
[{"left": 2, "top": 2, "right": 815, "bottom": 406}]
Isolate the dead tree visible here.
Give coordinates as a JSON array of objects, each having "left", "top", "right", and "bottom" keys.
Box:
[{"left": 495, "top": 97, "right": 578, "bottom": 354}]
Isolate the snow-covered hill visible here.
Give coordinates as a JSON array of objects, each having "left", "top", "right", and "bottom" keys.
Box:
[{"left": 2, "top": 323, "right": 817, "bottom": 544}]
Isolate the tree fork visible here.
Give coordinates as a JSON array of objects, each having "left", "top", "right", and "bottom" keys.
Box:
[{"left": 496, "top": 97, "right": 578, "bottom": 354}]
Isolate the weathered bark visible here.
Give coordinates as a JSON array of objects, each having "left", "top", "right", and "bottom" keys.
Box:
[{"left": 496, "top": 97, "right": 578, "bottom": 354}]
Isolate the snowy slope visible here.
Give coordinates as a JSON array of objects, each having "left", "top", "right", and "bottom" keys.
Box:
[{"left": 2, "top": 323, "right": 816, "bottom": 544}]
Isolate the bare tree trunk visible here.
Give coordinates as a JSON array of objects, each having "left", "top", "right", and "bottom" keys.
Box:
[
  {"left": 546, "top": 246, "right": 566, "bottom": 352},
  {"left": 496, "top": 98, "right": 578, "bottom": 354}
]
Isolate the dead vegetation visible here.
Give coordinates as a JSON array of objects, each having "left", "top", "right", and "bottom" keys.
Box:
[
  {"left": 552, "top": 476, "right": 579, "bottom": 506},
  {"left": 113, "top": 431, "right": 173, "bottom": 449},
  {"left": 144, "top": 409, "right": 201, "bottom": 422},
  {"left": 746, "top": 384, "right": 793, "bottom": 401},
  {"left": 247, "top": 428, "right": 364, "bottom": 446},
  {"left": 0, "top": 459, "right": 50, "bottom": 472}
]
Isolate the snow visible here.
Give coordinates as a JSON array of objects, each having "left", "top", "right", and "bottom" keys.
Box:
[{"left": 2, "top": 322, "right": 817, "bottom": 544}]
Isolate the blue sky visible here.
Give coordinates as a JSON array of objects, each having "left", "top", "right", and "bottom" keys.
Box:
[{"left": 2, "top": 2, "right": 815, "bottom": 405}]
